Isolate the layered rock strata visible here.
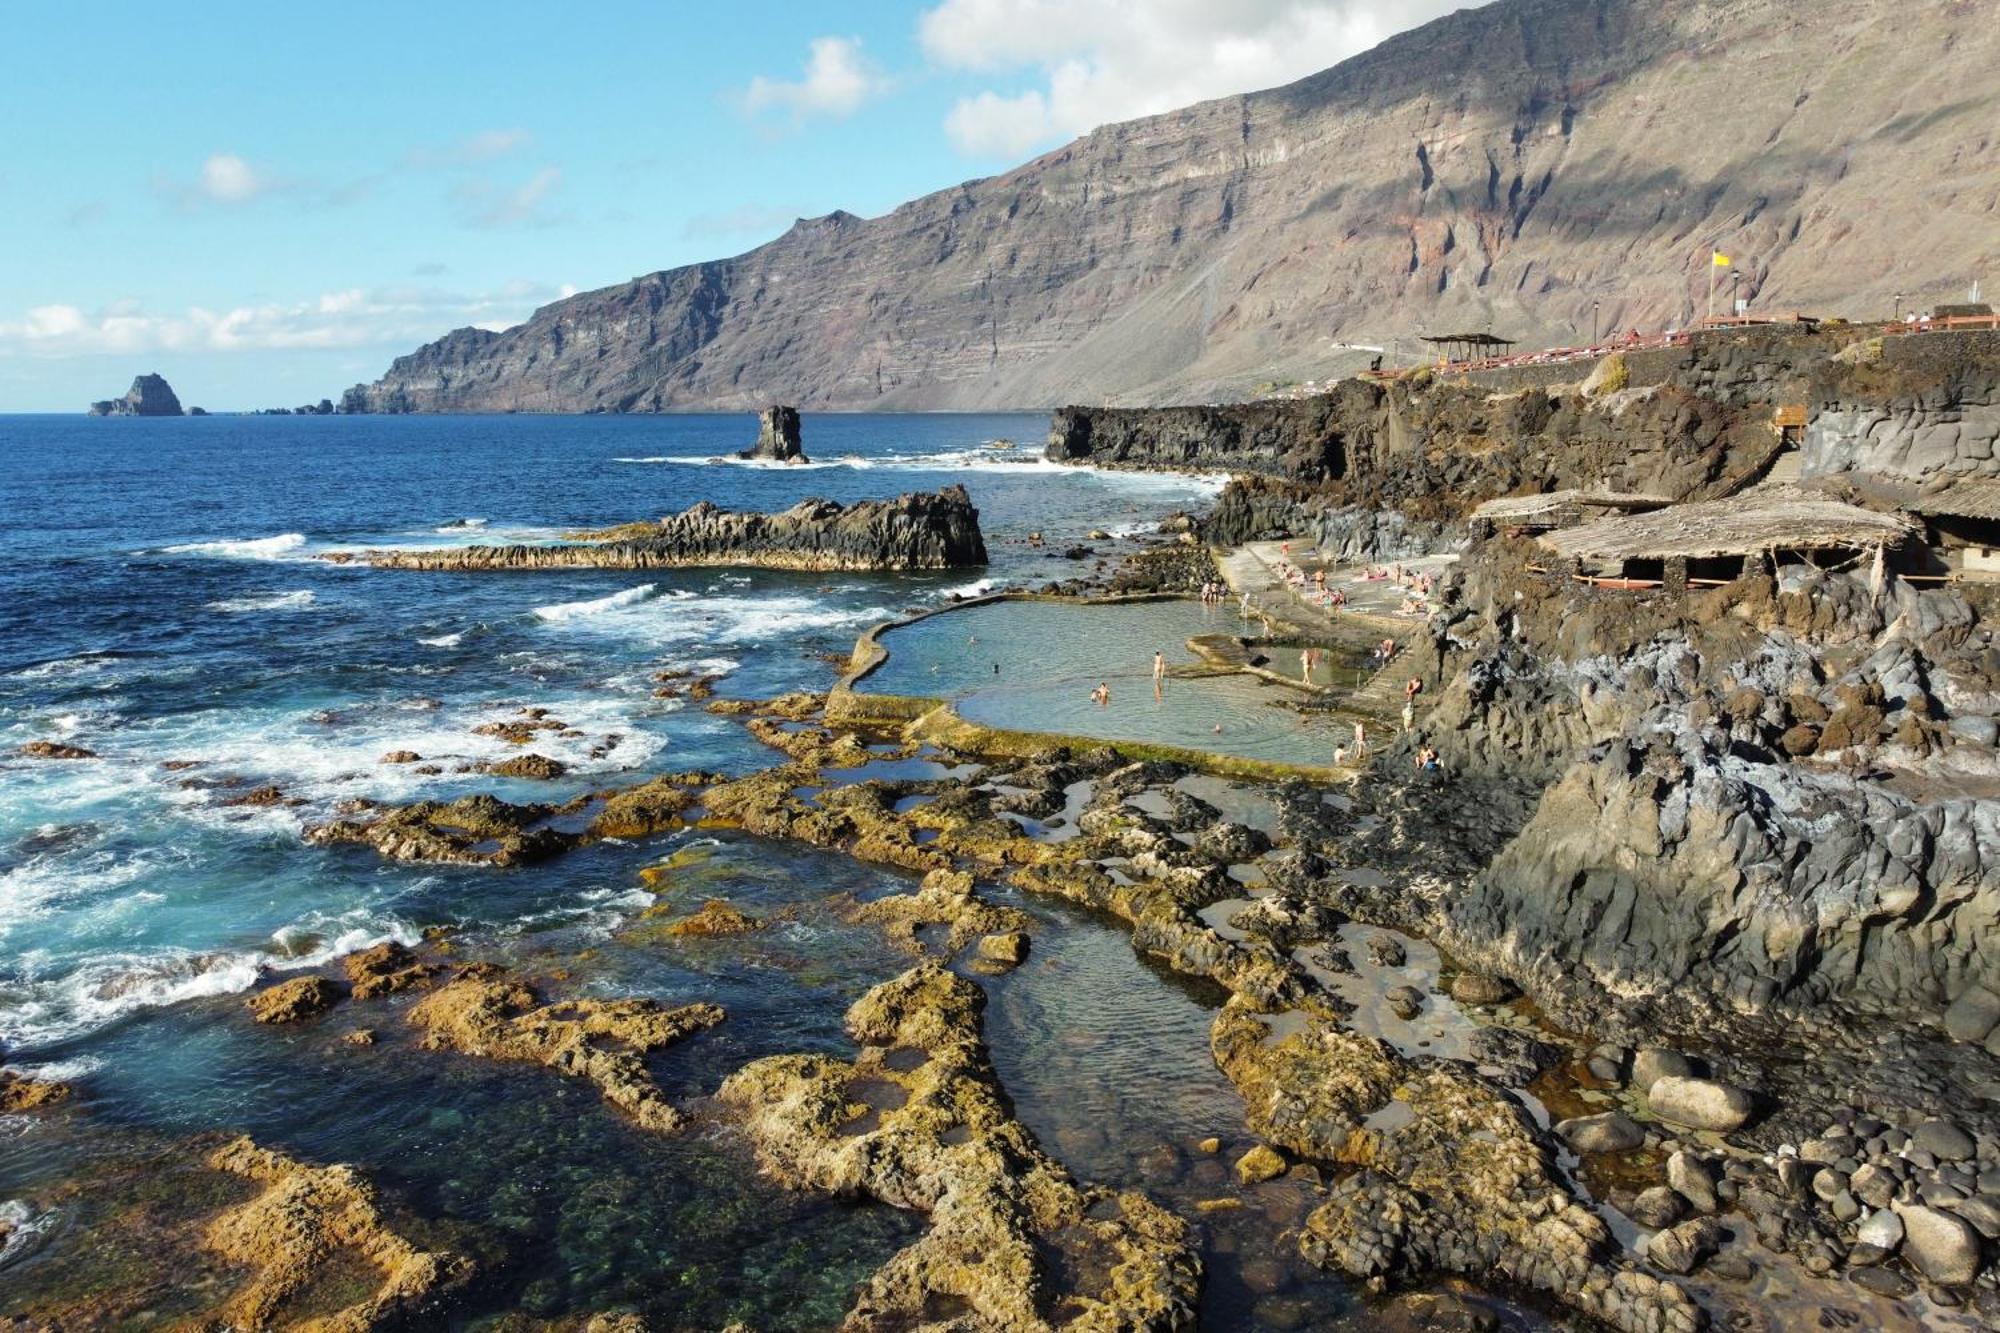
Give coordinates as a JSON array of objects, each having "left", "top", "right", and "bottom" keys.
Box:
[{"left": 328, "top": 487, "right": 986, "bottom": 573}]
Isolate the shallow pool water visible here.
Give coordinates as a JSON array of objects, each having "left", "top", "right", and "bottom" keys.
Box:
[
  {"left": 861, "top": 597, "right": 1341, "bottom": 766},
  {"left": 859, "top": 597, "right": 1245, "bottom": 699}
]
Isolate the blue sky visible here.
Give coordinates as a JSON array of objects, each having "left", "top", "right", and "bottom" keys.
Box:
[{"left": 0, "top": 1, "right": 1464, "bottom": 410}]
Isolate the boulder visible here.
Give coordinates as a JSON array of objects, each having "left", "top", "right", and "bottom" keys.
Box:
[
  {"left": 20, "top": 740, "right": 97, "bottom": 759},
  {"left": 740, "top": 405, "right": 806, "bottom": 463},
  {"left": 1856, "top": 1207, "right": 1904, "bottom": 1252},
  {"left": 488, "top": 753, "right": 567, "bottom": 780},
  {"left": 1894, "top": 1204, "right": 1982, "bottom": 1284},
  {"left": 1236, "top": 1143, "right": 1288, "bottom": 1185},
  {"left": 1448, "top": 972, "right": 1517, "bottom": 1005},
  {"left": 1630, "top": 1048, "right": 1697, "bottom": 1094},
  {"left": 246, "top": 975, "right": 345, "bottom": 1024},
  {"left": 1943, "top": 985, "right": 2000, "bottom": 1042},
  {"left": 975, "top": 931, "right": 1029, "bottom": 967},
  {"left": 1912, "top": 1119, "right": 1977, "bottom": 1161},
  {"left": 1647, "top": 1075, "right": 1755, "bottom": 1132},
  {"left": 1667, "top": 1150, "right": 1719, "bottom": 1213},
  {"left": 1557, "top": 1112, "right": 1645, "bottom": 1153},
  {"left": 1645, "top": 1217, "right": 1723, "bottom": 1275}
]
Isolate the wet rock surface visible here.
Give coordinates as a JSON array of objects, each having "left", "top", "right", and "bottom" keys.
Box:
[
  {"left": 409, "top": 974, "right": 724, "bottom": 1132},
  {"left": 719, "top": 964, "right": 1202, "bottom": 1330},
  {"left": 201, "top": 1136, "right": 472, "bottom": 1329}
]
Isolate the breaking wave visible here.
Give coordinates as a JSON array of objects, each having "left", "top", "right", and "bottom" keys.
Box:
[
  {"left": 162, "top": 532, "right": 308, "bottom": 560},
  {"left": 533, "top": 584, "right": 659, "bottom": 622}
]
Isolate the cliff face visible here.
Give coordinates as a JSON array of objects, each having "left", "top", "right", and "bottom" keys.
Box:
[
  {"left": 331, "top": 487, "right": 987, "bottom": 574},
  {"left": 346, "top": 0, "right": 1999, "bottom": 414},
  {"left": 89, "top": 373, "right": 183, "bottom": 417}
]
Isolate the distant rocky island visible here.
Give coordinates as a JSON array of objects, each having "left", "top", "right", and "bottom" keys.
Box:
[
  {"left": 88, "top": 373, "right": 183, "bottom": 417},
  {"left": 739, "top": 405, "right": 806, "bottom": 463}
]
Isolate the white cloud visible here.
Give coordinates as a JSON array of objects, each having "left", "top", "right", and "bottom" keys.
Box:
[
  {"left": 453, "top": 166, "right": 565, "bottom": 228},
  {"left": 920, "top": 0, "right": 1468, "bottom": 157},
  {"left": 0, "top": 281, "right": 575, "bottom": 358},
  {"left": 155, "top": 151, "right": 284, "bottom": 209},
  {"left": 199, "top": 152, "right": 269, "bottom": 202},
  {"left": 743, "top": 36, "right": 888, "bottom": 122}
]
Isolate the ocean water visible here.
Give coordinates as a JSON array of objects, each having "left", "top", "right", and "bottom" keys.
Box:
[
  {"left": 0, "top": 411, "right": 1248, "bottom": 1327},
  {"left": 0, "top": 411, "right": 1222, "bottom": 1056}
]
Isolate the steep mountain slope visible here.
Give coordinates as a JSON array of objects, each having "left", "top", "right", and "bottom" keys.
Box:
[{"left": 346, "top": 0, "right": 1999, "bottom": 413}]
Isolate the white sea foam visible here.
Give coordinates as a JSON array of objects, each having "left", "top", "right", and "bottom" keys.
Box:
[
  {"left": 533, "top": 583, "right": 659, "bottom": 622},
  {"left": 204, "top": 589, "right": 317, "bottom": 613},
  {"left": 162, "top": 532, "right": 308, "bottom": 560},
  {"left": 2, "top": 914, "right": 421, "bottom": 1047},
  {"left": 938, "top": 577, "right": 1000, "bottom": 600},
  {"left": 436, "top": 517, "right": 489, "bottom": 531},
  {"left": 418, "top": 632, "right": 464, "bottom": 647}
]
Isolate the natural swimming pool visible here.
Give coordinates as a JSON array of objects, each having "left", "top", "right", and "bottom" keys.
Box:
[{"left": 857, "top": 597, "right": 1347, "bottom": 767}]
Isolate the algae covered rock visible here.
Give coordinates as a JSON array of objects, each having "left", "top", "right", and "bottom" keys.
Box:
[
  {"left": 246, "top": 975, "right": 346, "bottom": 1024},
  {"left": 719, "top": 964, "right": 1201, "bottom": 1330},
  {"left": 410, "top": 974, "right": 723, "bottom": 1132},
  {"left": 202, "top": 1136, "right": 470, "bottom": 1328}
]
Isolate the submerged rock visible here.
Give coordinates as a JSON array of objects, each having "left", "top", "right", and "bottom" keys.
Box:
[
  {"left": 662, "top": 898, "right": 764, "bottom": 937},
  {"left": 1210, "top": 996, "right": 1698, "bottom": 1333},
  {"left": 719, "top": 964, "right": 1201, "bottom": 1330},
  {"left": 0, "top": 1067, "right": 72, "bottom": 1112},
  {"left": 409, "top": 974, "right": 723, "bottom": 1132},
  {"left": 202, "top": 1136, "right": 470, "bottom": 1328},
  {"left": 19, "top": 740, "right": 97, "bottom": 759}
]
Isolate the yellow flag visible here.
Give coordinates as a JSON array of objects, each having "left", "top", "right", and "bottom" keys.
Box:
[{"left": 1712, "top": 251, "right": 1732, "bottom": 267}]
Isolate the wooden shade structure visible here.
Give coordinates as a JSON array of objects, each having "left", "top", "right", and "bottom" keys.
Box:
[{"left": 1421, "top": 332, "right": 1516, "bottom": 363}]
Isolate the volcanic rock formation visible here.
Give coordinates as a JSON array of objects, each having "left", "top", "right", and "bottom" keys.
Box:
[
  {"left": 740, "top": 404, "right": 806, "bottom": 462},
  {"left": 88, "top": 373, "right": 184, "bottom": 417},
  {"left": 328, "top": 486, "right": 987, "bottom": 573}
]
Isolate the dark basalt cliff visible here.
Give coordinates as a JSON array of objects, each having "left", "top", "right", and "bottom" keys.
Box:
[
  {"left": 330, "top": 486, "right": 986, "bottom": 574},
  {"left": 89, "top": 373, "right": 183, "bottom": 417},
  {"left": 344, "top": 0, "right": 1998, "bottom": 413}
]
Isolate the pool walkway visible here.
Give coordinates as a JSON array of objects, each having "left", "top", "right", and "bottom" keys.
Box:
[{"left": 1217, "top": 541, "right": 1459, "bottom": 722}]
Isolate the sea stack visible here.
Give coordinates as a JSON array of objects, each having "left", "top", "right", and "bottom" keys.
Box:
[
  {"left": 740, "top": 405, "right": 806, "bottom": 463},
  {"left": 88, "top": 373, "right": 184, "bottom": 417}
]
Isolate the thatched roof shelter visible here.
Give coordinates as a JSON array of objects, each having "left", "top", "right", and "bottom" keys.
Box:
[
  {"left": 1539, "top": 485, "right": 1917, "bottom": 563},
  {"left": 1907, "top": 477, "right": 2000, "bottom": 522},
  {"left": 1471, "top": 489, "right": 1673, "bottom": 529}
]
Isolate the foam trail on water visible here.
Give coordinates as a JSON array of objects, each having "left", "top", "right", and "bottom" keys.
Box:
[
  {"left": 533, "top": 583, "right": 658, "bottom": 622},
  {"left": 204, "top": 590, "right": 316, "bottom": 613},
  {"left": 162, "top": 532, "right": 308, "bottom": 560},
  {"left": 417, "top": 631, "right": 464, "bottom": 647}
]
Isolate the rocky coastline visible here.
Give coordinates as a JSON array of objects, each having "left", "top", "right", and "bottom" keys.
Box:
[
  {"left": 13, "top": 325, "right": 2000, "bottom": 1331},
  {"left": 327, "top": 485, "right": 988, "bottom": 573}
]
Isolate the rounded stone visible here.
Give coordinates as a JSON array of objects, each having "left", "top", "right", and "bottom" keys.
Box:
[
  {"left": 1646, "top": 1075, "right": 1755, "bottom": 1132},
  {"left": 1557, "top": 1112, "right": 1645, "bottom": 1154},
  {"left": 1912, "top": 1119, "right": 1976, "bottom": 1162},
  {"left": 1894, "top": 1204, "right": 1981, "bottom": 1285}
]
